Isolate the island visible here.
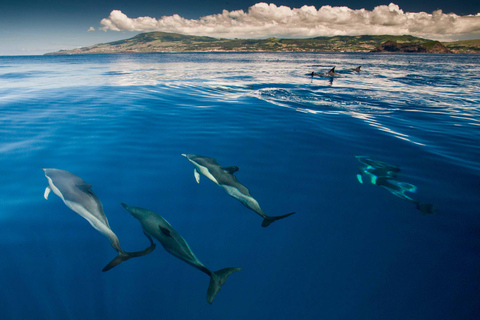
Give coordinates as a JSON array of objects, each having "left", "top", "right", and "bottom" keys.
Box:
[{"left": 46, "top": 32, "right": 480, "bottom": 55}]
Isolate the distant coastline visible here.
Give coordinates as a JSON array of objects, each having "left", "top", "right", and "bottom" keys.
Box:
[{"left": 45, "top": 32, "right": 480, "bottom": 55}]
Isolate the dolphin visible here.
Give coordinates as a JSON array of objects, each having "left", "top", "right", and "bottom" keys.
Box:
[
  {"left": 355, "top": 157, "right": 436, "bottom": 215},
  {"left": 43, "top": 168, "right": 156, "bottom": 271},
  {"left": 309, "top": 67, "right": 340, "bottom": 77},
  {"left": 322, "top": 67, "right": 340, "bottom": 77},
  {"left": 181, "top": 154, "right": 295, "bottom": 227},
  {"left": 349, "top": 66, "right": 361, "bottom": 72},
  {"left": 121, "top": 203, "right": 241, "bottom": 304}
]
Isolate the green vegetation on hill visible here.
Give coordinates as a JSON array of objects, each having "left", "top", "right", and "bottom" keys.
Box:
[
  {"left": 46, "top": 32, "right": 480, "bottom": 55},
  {"left": 443, "top": 39, "right": 480, "bottom": 53}
]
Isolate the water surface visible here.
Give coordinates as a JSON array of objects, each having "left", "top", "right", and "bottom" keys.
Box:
[{"left": 0, "top": 52, "right": 479, "bottom": 320}]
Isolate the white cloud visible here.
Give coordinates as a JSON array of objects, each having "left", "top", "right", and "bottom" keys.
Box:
[
  {"left": 88, "top": 26, "right": 95, "bottom": 32},
  {"left": 99, "top": 3, "right": 480, "bottom": 40}
]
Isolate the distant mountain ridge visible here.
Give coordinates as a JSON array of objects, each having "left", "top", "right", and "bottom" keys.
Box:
[{"left": 45, "top": 32, "right": 480, "bottom": 55}]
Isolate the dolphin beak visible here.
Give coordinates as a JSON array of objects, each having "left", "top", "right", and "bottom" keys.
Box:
[{"left": 181, "top": 154, "right": 187, "bottom": 158}]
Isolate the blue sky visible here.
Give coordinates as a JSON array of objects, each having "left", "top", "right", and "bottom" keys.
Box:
[{"left": 1, "top": 1, "right": 479, "bottom": 55}]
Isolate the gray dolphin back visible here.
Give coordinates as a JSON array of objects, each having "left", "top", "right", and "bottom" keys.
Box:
[
  {"left": 121, "top": 203, "right": 242, "bottom": 304},
  {"left": 43, "top": 168, "right": 156, "bottom": 271},
  {"left": 44, "top": 168, "right": 109, "bottom": 226}
]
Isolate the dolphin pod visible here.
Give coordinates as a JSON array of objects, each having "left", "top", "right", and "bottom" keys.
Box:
[
  {"left": 309, "top": 66, "right": 341, "bottom": 77},
  {"left": 43, "top": 168, "right": 156, "bottom": 271},
  {"left": 181, "top": 153, "right": 295, "bottom": 227},
  {"left": 41, "top": 154, "right": 434, "bottom": 304},
  {"left": 309, "top": 66, "right": 361, "bottom": 77},
  {"left": 121, "top": 203, "right": 241, "bottom": 304}
]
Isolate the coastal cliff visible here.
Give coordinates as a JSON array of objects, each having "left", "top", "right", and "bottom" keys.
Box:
[{"left": 371, "top": 40, "right": 451, "bottom": 53}]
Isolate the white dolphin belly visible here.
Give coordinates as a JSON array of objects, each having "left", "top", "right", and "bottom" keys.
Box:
[{"left": 221, "top": 185, "right": 265, "bottom": 216}]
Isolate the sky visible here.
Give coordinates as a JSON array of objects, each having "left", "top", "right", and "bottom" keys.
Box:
[{"left": 1, "top": 1, "right": 479, "bottom": 55}]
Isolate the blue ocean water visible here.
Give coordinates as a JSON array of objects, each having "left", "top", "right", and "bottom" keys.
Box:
[{"left": 0, "top": 52, "right": 479, "bottom": 319}]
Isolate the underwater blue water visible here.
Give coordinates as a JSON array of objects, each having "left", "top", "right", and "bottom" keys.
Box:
[{"left": 0, "top": 52, "right": 479, "bottom": 319}]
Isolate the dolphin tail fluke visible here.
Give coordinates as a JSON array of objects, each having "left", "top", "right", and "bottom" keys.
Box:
[
  {"left": 261, "top": 212, "right": 296, "bottom": 227},
  {"left": 102, "top": 252, "right": 131, "bottom": 272},
  {"left": 102, "top": 232, "right": 156, "bottom": 272},
  {"left": 206, "top": 267, "right": 241, "bottom": 304},
  {"left": 416, "top": 202, "right": 436, "bottom": 215}
]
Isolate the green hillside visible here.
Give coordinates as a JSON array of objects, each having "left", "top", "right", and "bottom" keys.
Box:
[
  {"left": 46, "top": 32, "right": 480, "bottom": 54},
  {"left": 443, "top": 39, "right": 480, "bottom": 53}
]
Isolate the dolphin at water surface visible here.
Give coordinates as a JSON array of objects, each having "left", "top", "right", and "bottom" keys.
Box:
[
  {"left": 43, "top": 168, "right": 156, "bottom": 271},
  {"left": 308, "top": 67, "right": 341, "bottom": 78},
  {"left": 349, "top": 66, "right": 361, "bottom": 72},
  {"left": 324, "top": 66, "right": 340, "bottom": 77},
  {"left": 181, "top": 154, "right": 295, "bottom": 227},
  {"left": 121, "top": 203, "right": 241, "bottom": 304}
]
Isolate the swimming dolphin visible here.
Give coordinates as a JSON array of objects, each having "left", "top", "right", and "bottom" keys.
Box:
[
  {"left": 355, "top": 157, "right": 436, "bottom": 215},
  {"left": 121, "top": 203, "right": 241, "bottom": 304},
  {"left": 43, "top": 168, "right": 156, "bottom": 271},
  {"left": 181, "top": 154, "right": 295, "bottom": 227},
  {"left": 308, "top": 67, "right": 340, "bottom": 77},
  {"left": 349, "top": 66, "right": 361, "bottom": 72},
  {"left": 323, "top": 67, "right": 340, "bottom": 77}
]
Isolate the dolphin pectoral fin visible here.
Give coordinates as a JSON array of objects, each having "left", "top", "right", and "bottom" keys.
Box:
[
  {"left": 261, "top": 212, "right": 296, "bottom": 228},
  {"left": 102, "top": 232, "right": 156, "bottom": 272},
  {"left": 207, "top": 267, "right": 241, "bottom": 304},
  {"left": 222, "top": 166, "right": 239, "bottom": 174},
  {"left": 124, "top": 232, "right": 156, "bottom": 258},
  {"left": 194, "top": 169, "right": 201, "bottom": 183},
  {"left": 356, "top": 174, "right": 363, "bottom": 184},
  {"left": 44, "top": 186, "right": 51, "bottom": 200},
  {"left": 159, "top": 226, "right": 172, "bottom": 237}
]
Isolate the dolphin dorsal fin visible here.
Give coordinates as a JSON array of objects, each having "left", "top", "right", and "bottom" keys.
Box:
[
  {"left": 159, "top": 226, "right": 172, "bottom": 237},
  {"left": 194, "top": 168, "right": 201, "bottom": 183},
  {"left": 222, "top": 166, "right": 239, "bottom": 174},
  {"left": 77, "top": 183, "right": 93, "bottom": 194},
  {"left": 329, "top": 67, "right": 335, "bottom": 72}
]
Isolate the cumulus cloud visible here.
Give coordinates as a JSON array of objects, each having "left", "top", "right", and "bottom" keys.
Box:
[
  {"left": 88, "top": 26, "right": 95, "bottom": 32},
  {"left": 99, "top": 3, "right": 480, "bottom": 40}
]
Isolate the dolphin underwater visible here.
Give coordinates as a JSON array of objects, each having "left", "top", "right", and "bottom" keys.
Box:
[
  {"left": 355, "top": 156, "right": 436, "bottom": 214},
  {"left": 182, "top": 154, "right": 295, "bottom": 227},
  {"left": 43, "top": 168, "right": 156, "bottom": 271},
  {"left": 121, "top": 203, "right": 241, "bottom": 304}
]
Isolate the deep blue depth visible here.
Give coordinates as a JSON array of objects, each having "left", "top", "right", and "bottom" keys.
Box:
[{"left": 0, "top": 52, "right": 479, "bottom": 320}]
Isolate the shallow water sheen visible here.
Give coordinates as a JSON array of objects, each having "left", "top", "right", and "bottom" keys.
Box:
[{"left": 0, "top": 53, "right": 479, "bottom": 320}]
